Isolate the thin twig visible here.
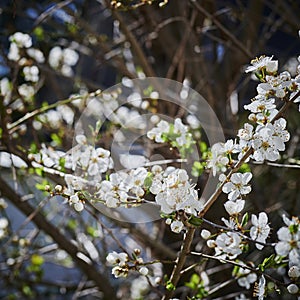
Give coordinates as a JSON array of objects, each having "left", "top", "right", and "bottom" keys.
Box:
[
  {"left": 190, "top": 1, "right": 253, "bottom": 59},
  {"left": 7, "top": 93, "right": 91, "bottom": 132}
]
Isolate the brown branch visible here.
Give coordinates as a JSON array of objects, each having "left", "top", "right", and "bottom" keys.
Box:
[
  {"left": 190, "top": 0, "right": 253, "bottom": 59},
  {"left": 161, "top": 227, "right": 196, "bottom": 300},
  {"left": 108, "top": 1, "right": 156, "bottom": 77},
  {"left": 0, "top": 176, "right": 118, "bottom": 300}
]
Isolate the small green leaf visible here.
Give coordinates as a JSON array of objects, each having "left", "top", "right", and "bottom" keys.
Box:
[
  {"left": 259, "top": 254, "right": 275, "bottom": 271},
  {"left": 31, "top": 254, "right": 44, "bottom": 266},
  {"left": 199, "top": 141, "right": 207, "bottom": 153},
  {"left": 51, "top": 133, "right": 62, "bottom": 146},
  {"left": 238, "top": 163, "right": 251, "bottom": 173},
  {"left": 192, "top": 161, "right": 204, "bottom": 177},
  {"left": 188, "top": 216, "right": 203, "bottom": 227},
  {"left": 232, "top": 265, "right": 240, "bottom": 276},
  {"left": 166, "top": 280, "right": 175, "bottom": 291},
  {"left": 144, "top": 173, "right": 153, "bottom": 189},
  {"left": 241, "top": 212, "right": 249, "bottom": 227}
]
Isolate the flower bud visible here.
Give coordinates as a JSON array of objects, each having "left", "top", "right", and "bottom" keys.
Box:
[
  {"left": 288, "top": 266, "right": 300, "bottom": 278},
  {"left": 287, "top": 284, "right": 299, "bottom": 294},
  {"left": 54, "top": 185, "right": 62, "bottom": 192},
  {"left": 139, "top": 267, "right": 149, "bottom": 276}
]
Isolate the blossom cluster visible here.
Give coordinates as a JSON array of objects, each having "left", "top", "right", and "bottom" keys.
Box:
[
  {"left": 150, "top": 167, "right": 203, "bottom": 233},
  {"left": 147, "top": 118, "right": 195, "bottom": 156},
  {"left": 15, "top": 49, "right": 300, "bottom": 299},
  {"left": 106, "top": 249, "right": 149, "bottom": 278}
]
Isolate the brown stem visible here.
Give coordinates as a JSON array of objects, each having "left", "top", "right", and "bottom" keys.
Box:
[
  {"left": 162, "top": 227, "right": 196, "bottom": 300},
  {"left": 191, "top": 0, "right": 253, "bottom": 59}
]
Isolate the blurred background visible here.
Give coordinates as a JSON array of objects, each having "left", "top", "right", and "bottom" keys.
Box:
[{"left": 0, "top": 0, "right": 300, "bottom": 299}]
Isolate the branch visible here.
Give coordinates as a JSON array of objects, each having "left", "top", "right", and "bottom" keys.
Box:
[
  {"left": 162, "top": 227, "right": 196, "bottom": 300},
  {"left": 7, "top": 92, "right": 91, "bottom": 132},
  {"left": 190, "top": 0, "right": 253, "bottom": 59},
  {"left": 108, "top": 1, "right": 156, "bottom": 77}
]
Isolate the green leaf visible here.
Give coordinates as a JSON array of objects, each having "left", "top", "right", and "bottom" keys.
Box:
[
  {"left": 33, "top": 26, "right": 44, "bottom": 40},
  {"left": 51, "top": 133, "right": 62, "bottom": 146},
  {"left": 35, "top": 167, "right": 44, "bottom": 177},
  {"left": 166, "top": 280, "right": 175, "bottom": 291},
  {"left": 192, "top": 161, "right": 204, "bottom": 177},
  {"left": 232, "top": 265, "right": 240, "bottom": 276},
  {"left": 35, "top": 179, "right": 49, "bottom": 191},
  {"left": 241, "top": 212, "right": 249, "bottom": 227},
  {"left": 87, "top": 226, "right": 99, "bottom": 238},
  {"left": 67, "top": 219, "right": 77, "bottom": 230},
  {"left": 144, "top": 173, "right": 153, "bottom": 189},
  {"left": 199, "top": 141, "right": 207, "bottom": 153},
  {"left": 259, "top": 254, "right": 276, "bottom": 271},
  {"left": 188, "top": 216, "right": 203, "bottom": 227},
  {"left": 31, "top": 254, "right": 44, "bottom": 266},
  {"left": 238, "top": 163, "right": 251, "bottom": 173},
  {"left": 22, "top": 285, "right": 33, "bottom": 297}
]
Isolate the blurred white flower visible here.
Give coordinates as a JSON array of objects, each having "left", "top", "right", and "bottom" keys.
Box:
[
  {"left": 26, "top": 48, "right": 45, "bottom": 63},
  {"left": 139, "top": 266, "right": 149, "bottom": 276},
  {"left": 48, "top": 46, "right": 79, "bottom": 76},
  {"left": 236, "top": 263, "right": 257, "bottom": 289},
  {"left": 9, "top": 32, "right": 32, "bottom": 48},
  {"left": 23, "top": 65, "right": 39, "bottom": 82}
]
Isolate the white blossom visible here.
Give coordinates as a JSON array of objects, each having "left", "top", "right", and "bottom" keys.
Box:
[
  {"left": 288, "top": 266, "right": 300, "bottom": 278},
  {"left": 214, "top": 232, "right": 242, "bottom": 259},
  {"left": 9, "top": 32, "right": 32, "bottom": 48},
  {"left": 254, "top": 275, "right": 266, "bottom": 300},
  {"left": 112, "top": 266, "right": 128, "bottom": 278},
  {"left": 26, "top": 48, "right": 45, "bottom": 63},
  {"left": 106, "top": 251, "right": 128, "bottom": 266},
  {"left": 236, "top": 263, "right": 257, "bottom": 290},
  {"left": 0, "top": 217, "right": 9, "bottom": 239},
  {"left": 224, "top": 199, "right": 245, "bottom": 215},
  {"left": 170, "top": 220, "right": 184, "bottom": 233},
  {"left": 147, "top": 120, "right": 170, "bottom": 143},
  {"left": 222, "top": 172, "right": 252, "bottom": 201},
  {"left": 201, "top": 229, "right": 211, "bottom": 239},
  {"left": 139, "top": 267, "right": 149, "bottom": 276},
  {"left": 174, "top": 118, "right": 189, "bottom": 146},
  {"left": 245, "top": 56, "right": 278, "bottom": 74},
  {"left": 151, "top": 169, "right": 203, "bottom": 216},
  {"left": 275, "top": 215, "right": 300, "bottom": 268},
  {"left": 252, "top": 119, "right": 290, "bottom": 162},
  {"left": 48, "top": 46, "right": 79, "bottom": 76},
  {"left": 250, "top": 212, "right": 270, "bottom": 250},
  {"left": 130, "top": 276, "right": 149, "bottom": 299},
  {"left": 69, "top": 192, "right": 84, "bottom": 211},
  {"left": 287, "top": 284, "right": 299, "bottom": 294}
]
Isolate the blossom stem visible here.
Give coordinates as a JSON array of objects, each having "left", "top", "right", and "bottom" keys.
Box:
[{"left": 199, "top": 148, "right": 253, "bottom": 218}]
